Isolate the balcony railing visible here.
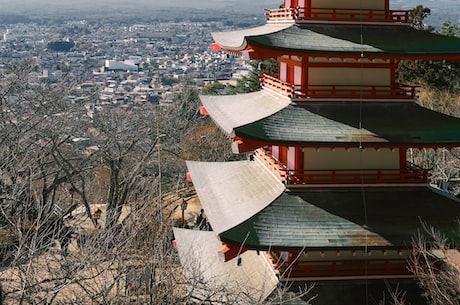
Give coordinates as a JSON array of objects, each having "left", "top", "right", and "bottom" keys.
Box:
[
  {"left": 255, "top": 148, "right": 429, "bottom": 186},
  {"left": 260, "top": 74, "right": 297, "bottom": 97},
  {"left": 265, "top": 7, "right": 410, "bottom": 23},
  {"left": 285, "top": 258, "right": 411, "bottom": 278},
  {"left": 264, "top": 8, "right": 297, "bottom": 21},
  {"left": 254, "top": 148, "right": 288, "bottom": 182},
  {"left": 305, "top": 84, "right": 418, "bottom": 99},
  {"left": 260, "top": 74, "right": 418, "bottom": 100},
  {"left": 285, "top": 166, "right": 429, "bottom": 185},
  {"left": 307, "top": 8, "right": 410, "bottom": 23}
]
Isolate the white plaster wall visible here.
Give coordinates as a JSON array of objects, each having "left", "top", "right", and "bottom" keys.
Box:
[
  {"left": 311, "top": 0, "right": 384, "bottom": 9},
  {"left": 272, "top": 145, "right": 280, "bottom": 160},
  {"left": 303, "top": 148, "right": 399, "bottom": 170},
  {"left": 279, "top": 62, "right": 288, "bottom": 82},
  {"left": 287, "top": 146, "right": 296, "bottom": 169},
  {"left": 308, "top": 67, "right": 390, "bottom": 86},
  {"left": 294, "top": 66, "right": 302, "bottom": 85}
]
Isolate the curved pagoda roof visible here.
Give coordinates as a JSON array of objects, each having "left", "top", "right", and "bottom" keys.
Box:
[
  {"left": 212, "top": 24, "right": 460, "bottom": 59},
  {"left": 200, "top": 90, "right": 290, "bottom": 134},
  {"left": 186, "top": 160, "right": 285, "bottom": 235},
  {"left": 211, "top": 23, "right": 291, "bottom": 52},
  {"left": 201, "top": 90, "right": 460, "bottom": 147},
  {"left": 219, "top": 186, "right": 460, "bottom": 249},
  {"left": 187, "top": 160, "right": 460, "bottom": 250},
  {"left": 236, "top": 101, "right": 460, "bottom": 147}
]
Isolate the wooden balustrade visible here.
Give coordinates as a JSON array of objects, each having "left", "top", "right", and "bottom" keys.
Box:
[
  {"left": 286, "top": 167, "right": 428, "bottom": 185},
  {"left": 264, "top": 8, "right": 296, "bottom": 21},
  {"left": 265, "top": 7, "right": 410, "bottom": 23},
  {"left": 285, "top": 258, "right": 411, "bottom": 277},
  {"left": 254, "top": 148, "right": 287, "bottom": 181},
  {"left": 259, "top": 74, "right": 295, "bottom": 97},
  {"left": 260, "top": 74, "right": 418, "bottom": 100},
  {"left": 306, "top": 84, "right": 418, "bottom": 99},
  {"left": 255, "top": 148, "right": 429, "bottom": 185},
  {"left": 308, "top": 8, "right": 410, "bottom": 23}
]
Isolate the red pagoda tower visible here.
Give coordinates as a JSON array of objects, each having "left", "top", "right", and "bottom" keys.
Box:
[{"left": 174, "top": 1, "right": 460, "bottom": 304}]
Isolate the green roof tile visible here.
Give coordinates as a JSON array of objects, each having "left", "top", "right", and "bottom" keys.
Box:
[
  {"left": 219, "top": 187, "right": 460, "bottom": 249},
  {"left": 234, "top": 102, "right": 460, "bottom": 146},
  {"left": 246, "top": 24, "right": 460, "bottom": 56}
]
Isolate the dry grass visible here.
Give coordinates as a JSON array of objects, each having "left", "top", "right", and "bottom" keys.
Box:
[{"left": 417, "top": 87, "right": 460, "bottom": 117}]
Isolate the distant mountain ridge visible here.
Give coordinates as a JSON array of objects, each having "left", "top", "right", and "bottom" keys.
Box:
[{"left": 0, "top": 0, "right": 457, "bottom": 27}]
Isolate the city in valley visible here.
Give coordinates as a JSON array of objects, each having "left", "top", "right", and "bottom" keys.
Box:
[
  {"left": 0, "top": 13, "right": 259, "bottom": 109},
  {"left": 0, "top": 0, "right": 457, "bottom": 112}
]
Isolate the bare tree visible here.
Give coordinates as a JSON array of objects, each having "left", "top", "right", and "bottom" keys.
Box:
[
  {"left": 0, "top": 62, "right": 308, "bottom": 305},
  {"left": 0, "top": 62, "right": 86, "bottom": 304},
  {"left": 84, "top": 107, "right": 165, "bottom": 229},
  {"left": 410, "top": 225, "right": 460, "bottom": 305},
  {"left": 408, "top": 88, "right": 460, "bottom": 195}
]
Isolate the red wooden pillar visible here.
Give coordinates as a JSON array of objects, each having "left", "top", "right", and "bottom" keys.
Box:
[
  {"left": 280, "top": 146, "right": 288, "bottom": 164},
  {"left": 295, "top": 147, "right": 304, "bottom": 177},
  {"left": 384, "top": 0, "right": 390, "bottom": 13},
  {"left": 305, "top": 0, "right": 312, "bottom": 18},
  {"left": 390, "top": 59, "right": 398, "bottom": 91},
  {"left": 399, "top": 147, "right": 407, "bottom": 173},
  {"left": 289, "top": 57, "right": 295, "bottom": 85}
]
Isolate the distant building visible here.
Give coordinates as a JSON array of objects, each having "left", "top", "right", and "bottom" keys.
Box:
[{"left": 104, "top": 60, "right": 138, "bottom": 72}]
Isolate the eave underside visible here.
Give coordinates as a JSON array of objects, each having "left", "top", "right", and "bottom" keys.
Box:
[{"left": 219, "top": 186, "right": 460, "bottom": 249}]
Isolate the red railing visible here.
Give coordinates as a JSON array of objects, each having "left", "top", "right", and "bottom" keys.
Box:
[
  {"left": 260, "top": 74, "right": 418, "bottom": 100},
  {"left": 259, "top": 74, "right": 298, "bottom": 98},
  {"left": 254, "top": 148, "right": 288, "bottom": 182},
  {"left": 255, "top": 148, "right": 429, "bottom": 185},
  {"left": 307, "top": 8, "right": 410, "bottom": 23},
  {"left": 265, "top": 7, "right": 410, "bottom": 23},
  {"left": 284, "top": 258, "right": 411, "bottom": 278},
  {"left": 264, "top": 8, "right": 297, "bottom": 21},
  {"left": 306, "top": 84, "right": 418, "bottom": 99},
  {"left": 286, "top": 165, "right": 429, "bottom": 185}
]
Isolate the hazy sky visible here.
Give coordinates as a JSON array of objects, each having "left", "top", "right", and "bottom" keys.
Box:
[
  {"left": 0, "top": 0, "right": 281, "bottom": 17},
  {"left": 0, "top": 0, "right": 447, "bottom": 7},
  {"left": 0, "top": 0, "right": 280, "bottom": 10},
  {"left": 0, "top": 0, "right": 456, "bottom": 24}
]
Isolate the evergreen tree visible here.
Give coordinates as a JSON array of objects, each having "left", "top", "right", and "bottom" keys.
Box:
[
  {"left": 398, "top": 7, "right": 460, "bottom": 91},
  {"left": 236, "top": 58, "right": 278, "bottom": 93},
  {"left": 440, "top": 19, "right": 460, "bottom": 37}
]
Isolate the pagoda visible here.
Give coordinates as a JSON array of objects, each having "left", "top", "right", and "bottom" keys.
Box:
[{"left": 174, "top": 1, "right": 460, "bottom": 304}]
